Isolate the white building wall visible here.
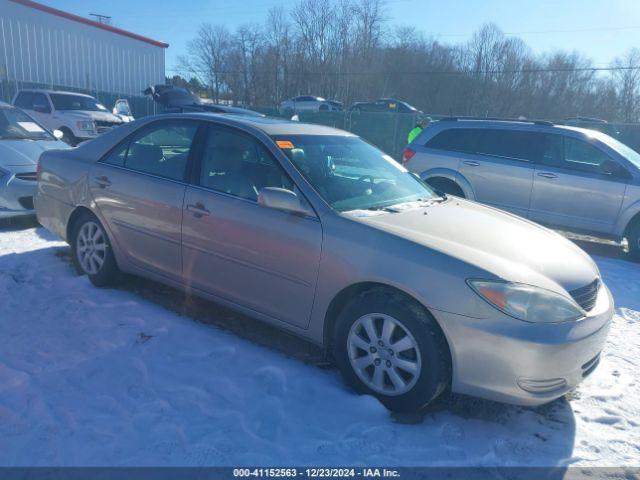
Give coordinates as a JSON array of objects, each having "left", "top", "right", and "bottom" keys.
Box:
[{"left": 0, "top": 0, "right": 165, "bottom": 97}]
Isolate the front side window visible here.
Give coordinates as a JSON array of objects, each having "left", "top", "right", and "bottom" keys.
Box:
[
  {"left": 199, "top": 126, "right": 293, "bottom": 201},
  {"left": 274, "top": 135, "right": 437, "bottom": 212},
  {"left": 563, "top": 137, "right": 613, "bottom": 174},
  {"left": 102, "top": 121, "right": 198, "bottom": 181},
  {"left": 49, "top": 94, "right": 107, "bottom": 112}
]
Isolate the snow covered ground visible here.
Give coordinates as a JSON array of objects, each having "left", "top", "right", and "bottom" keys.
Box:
[{"left": 0, "top": 224, "right": 638, "bottom": 467}]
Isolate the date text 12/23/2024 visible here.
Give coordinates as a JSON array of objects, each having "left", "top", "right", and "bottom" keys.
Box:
[{"left": 233, "top": 469, "right": 400, "bottom": 478}]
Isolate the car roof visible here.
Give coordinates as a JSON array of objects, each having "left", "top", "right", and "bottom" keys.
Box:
[
  {"left": 17, "top": 89, "right": 94, "bottom": 98},
  {"left": 174, "top": 112, "right": 355, "bottom": 136},
  {"left": 429, "top": 118, "right": 606, "bottom": 137}
]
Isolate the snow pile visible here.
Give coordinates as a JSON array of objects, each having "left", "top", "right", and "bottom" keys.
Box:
[{"left": 0, "top": 227, "right": 638, "bottom": 466}]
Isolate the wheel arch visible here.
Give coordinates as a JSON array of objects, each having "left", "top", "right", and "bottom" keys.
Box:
[
  {"left": 66, "top": 205, "right": 96, "bottom": 242},
  {"left": 322, "top": 282, "right": 453, "bottom": 369},
  {"left": 420, "top": 168, "right": 475, "bottom": 199}
]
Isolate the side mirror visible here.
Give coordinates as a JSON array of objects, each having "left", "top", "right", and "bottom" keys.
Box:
[
  {"left": 52, "top": 129, "right": 64, "bottom": 140},
  {"left": 258, "top": 187, "right": 310, "bottom": 216}
]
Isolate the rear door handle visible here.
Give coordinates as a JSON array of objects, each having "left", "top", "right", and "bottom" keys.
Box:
[
  {"left": 186, "top": 202, "right": 210, "bottom": 218},
  {"left": 463, "top": 161, "right": 480, "bottom": 167},
  {"left": 537, "top": 172, "right": 558, "bottom": 179},
  {"left": 94, "top": 175, "right": 111, "bottom": 188}
]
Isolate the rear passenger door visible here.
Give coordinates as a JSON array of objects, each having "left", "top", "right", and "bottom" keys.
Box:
[
  {"left": 90, "top": 120, "right": 200, "bottom": 280},
  {"left": 529, "top": 134, "right": 629, "bottom": 235},
  {"left": 459, "top": 128, "right": 537, "bottom": 217}
]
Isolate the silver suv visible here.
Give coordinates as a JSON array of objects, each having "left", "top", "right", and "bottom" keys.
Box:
[{"left": 404, "top": 118, "right": 640, "bottom": 259}]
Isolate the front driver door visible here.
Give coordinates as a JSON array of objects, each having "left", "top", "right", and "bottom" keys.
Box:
[
  {"left": 529, "top": 134, "right": 629, "bottom": 235},
  {"left": 90, "top": 119, "right": 200, "bottom": 280},
  {"left": 181, "top": 124, "right": 322, "bottom": 329}
]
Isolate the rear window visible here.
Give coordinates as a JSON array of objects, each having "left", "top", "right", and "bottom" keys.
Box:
[{"left": 425, "top": 128, "right": 482, "bottom": 153}]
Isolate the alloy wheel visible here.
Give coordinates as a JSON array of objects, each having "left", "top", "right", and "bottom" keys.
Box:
[
  {"left": 347, "top": 313, "right": 422, "bottom": 396},
  {"left": 76, "top": 221, "right": 107, "bottom": 275}
]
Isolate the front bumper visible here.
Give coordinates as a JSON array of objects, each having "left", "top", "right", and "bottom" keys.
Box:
[
  {"left": 0, "top": 171, "right": 37, "bottom": 219},
  {"left": 433, "top": 283, "right": 614, "bottom": 406}
]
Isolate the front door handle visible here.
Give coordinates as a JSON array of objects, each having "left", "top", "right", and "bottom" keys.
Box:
[
  {"left": 537, "top": 172, "right": 558, "bottom": 179},
  {"left": 463, "top": 161, "right": 480, "bottom": 167},
  {"left": 186, "top": 202, "right": 210, "bottom": 218},
  {"left": 94, "top": 175, "right": 111, "bottom": 188}
]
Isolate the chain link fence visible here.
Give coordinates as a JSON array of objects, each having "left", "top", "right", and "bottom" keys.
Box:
[{"left": 3, "top": 77, "right": 639, "bottom": 159}]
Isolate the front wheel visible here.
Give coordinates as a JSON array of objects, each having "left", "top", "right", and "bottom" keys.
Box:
[
  {"left": 60, "top": 128, "right": 79, "bottom": 146},
  {"left": 627, "top": 219, "right": 640, "bottom": 261},
  {"left": 71, "top": 212, "right": 121, "bottom": 286},
  {"left": 334, "top": 288, "right": 451, "bottom": 412}
]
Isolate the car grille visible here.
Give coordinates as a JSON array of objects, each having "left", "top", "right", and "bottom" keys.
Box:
[
  {"left": 18, "top": 196, "right": 34, "bottom": 210},
  {"left": 569, "top": 279, "right": 600, "bottom": 312},
  {"left": 15, "top": 172, "right": 37, "bottom": 181}
]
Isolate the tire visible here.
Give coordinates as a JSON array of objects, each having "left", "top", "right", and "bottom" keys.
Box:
[
  {"left": 334, "top": 287, "right": 451, "bottom": 413},
  {"left": 425, "top": 177, "right": 465, "bottom": 198},
  {"left": 70, "top": 212, "right": 121, "bottom": 287},
  {"left": 60, "top": 128, "right": 79, "bottom": 147},
  {"left": 627, "top": 218, "right": 640, "bottom": 261}
]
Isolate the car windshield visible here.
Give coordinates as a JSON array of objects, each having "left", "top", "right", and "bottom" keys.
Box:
[
  {"left": 586, "top": 130, "right": 640, "bottom": 169},
  {"left": 0, "top": 107, "right": 52, "bottom": 140},
  {"left": 50, "top": 93, "right": 108, "bottom": 112},
  {"left": 274, "top": 135, "right": 437, "bottom": 212}
]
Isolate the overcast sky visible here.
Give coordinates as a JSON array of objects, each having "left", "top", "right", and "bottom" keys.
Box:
[{"left": 39, "top": 0, "right": 640, "bottom": 73}]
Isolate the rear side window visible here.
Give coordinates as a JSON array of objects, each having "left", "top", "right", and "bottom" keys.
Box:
[
  {"left": 476, "top": 130, "right": 543, "bottom": 162},
  {"left": 100, "top": 121, "right": 199, "bottom": 181},
  {"left": 425, "top": 128, "right": 482, "bottom": 153},
  {"left": 14, "top": 92, "right": 34, "bottom": 109}
]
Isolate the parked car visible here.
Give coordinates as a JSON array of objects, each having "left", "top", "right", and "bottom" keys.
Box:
[
  {"left": 404, "top": 117, "right": 640, "bottom": 259},
  {"left": 562, "top": 117, "right": 620, "bottom": 138},
  {"left": 278, "top": 96, "right": 343, "bottom": 115},
  {"left": 13, "top": 89, "right": 124, "bottom": 146},
  {"left": 0, "top": 102, "right": 68, "bottom": 219},
  {"left": 36, "top": 113, "right": 612, "bottom": 412},
  {"left": 112, "top": 99, "right": 135, "bottom": 123},
  {"left": 144, "top": 85, "right": 264, "bottom": 117},
  {"left": 350, "top": 98, "right": 421, "bottom": 114}
]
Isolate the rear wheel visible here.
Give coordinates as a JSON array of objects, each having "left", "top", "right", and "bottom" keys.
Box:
[
  {"left": 334, "top": 288, "right": 451, "bottom": 412},
  {"left": 425, "top": 177, "right": 465, "bottom": 198},
  {"left": 71, "top": 212, "right": 121, "bottom": 286}
]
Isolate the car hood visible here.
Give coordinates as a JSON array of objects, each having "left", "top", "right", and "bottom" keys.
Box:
[
  {"left": 58, "top": 110, "right": 122, "bottom": 123},
  {"left": 0, "top": 139, "right": 70, "bottom": 167},
  {"left": 345, "top": 198, "right": 599, "bottom": 295}
]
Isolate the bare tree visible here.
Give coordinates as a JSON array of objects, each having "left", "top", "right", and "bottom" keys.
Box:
[
  {"left": 179, "top": 24, "right": 231, "bottom": 102},
  {"left": 612, "top": 49, "right": 640, "bottom": 122}
]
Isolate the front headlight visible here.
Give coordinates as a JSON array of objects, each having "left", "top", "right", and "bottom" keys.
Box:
[
  {"left": 467, "top": 279, "right": 585, "bottom": 324},
  {"left": 76, "top": 120, "right": 95, "bottom": 132}
]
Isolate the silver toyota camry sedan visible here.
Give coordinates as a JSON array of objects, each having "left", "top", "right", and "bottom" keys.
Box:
[{"left": 35, "top": 113, "right": 613, "bottom": 412}]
